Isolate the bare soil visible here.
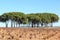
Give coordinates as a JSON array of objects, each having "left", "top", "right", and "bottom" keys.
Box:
[{"left": 0, "top": 27, "right": 60, "bottom": 40}]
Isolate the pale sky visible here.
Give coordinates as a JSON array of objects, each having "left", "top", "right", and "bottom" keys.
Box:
[{"left": 0, "top": 0, "right": 60, "bottom": 27}]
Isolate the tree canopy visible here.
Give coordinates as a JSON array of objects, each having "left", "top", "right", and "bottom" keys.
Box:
[{"left": 0, "top": 12, "right": 59, "bottom": 27}]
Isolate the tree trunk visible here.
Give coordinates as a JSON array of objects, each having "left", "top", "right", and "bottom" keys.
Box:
[
  {"left": 51, "top": 23, "right": 53, "bottom": 27},
  {"left": 32, "top": 23, "right": 33, "bottom": 28},
  {"left": 37, "top": 23, "right": 39, "bottom": 27},
  {"left": 44, "top": 23, "right": 47, "bottom": 27},
  {"left": 41, "top": 23, "right": 43, "bottom": 27},
  {"left": 16, "top": 22, "right": 17, "bottom": 27},
  {"left": 14, "top": 21, "right": 15, "bottom": 28},
  {"left": 29, "top": 23, "right": 30, "bottom": 27},
  {"left": 19, "top": 24, "right": 20, "bottom": 27},
  {"left": 11, "top": 20, "right": 13, "bottom": 27},
  {"left": 6, "top": 21, "right": 8, "bottom": 28}
]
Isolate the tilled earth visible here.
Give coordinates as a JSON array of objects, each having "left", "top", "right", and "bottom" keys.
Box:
[{"left": 0, "top": 28, "right": 60, "bottom": 40}]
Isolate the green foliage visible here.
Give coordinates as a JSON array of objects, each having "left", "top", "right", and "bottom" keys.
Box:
[{"left": 0, "top": 12, "right": 59, "bottom": 27}]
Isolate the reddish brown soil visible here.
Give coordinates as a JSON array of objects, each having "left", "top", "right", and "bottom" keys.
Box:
[{"left": 0, "top": 27, "right": 60, "bottom": 40}]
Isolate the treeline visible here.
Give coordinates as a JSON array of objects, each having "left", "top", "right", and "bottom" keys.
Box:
[{"left": 0, "top": 12, "right": 59, "bottom": 27}]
